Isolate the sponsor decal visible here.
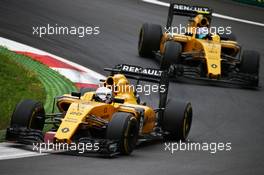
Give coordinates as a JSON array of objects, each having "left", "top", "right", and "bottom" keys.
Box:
[
  {"left": 61, "top": 127, "right": 70, "bottom": 133},
  {"left": 211, "top": 64, "right": 217, "bottom": 68},
  {"left": 64, "top": 118, "right": 78, "bottom": 123},
  {"left": 69, "top": 111, "right": 83, "bottom": 116},
  {"left": 121, "top": 65, "right": 162, "bottom": 77},
  {"left": 173, "top": 4, "right": 210, "bottom": 14}
]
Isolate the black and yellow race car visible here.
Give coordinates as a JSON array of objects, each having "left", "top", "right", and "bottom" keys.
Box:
[
  {"left": 138, "top": 3, "right": 260, "bottom": 88},
  {"left": 6, "top": 64, "right": 192, "bottom": 156}
]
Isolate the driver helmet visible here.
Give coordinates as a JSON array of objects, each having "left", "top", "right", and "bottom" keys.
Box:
[
  {"left": 196, "top": 27, "right": 208, "bottom": 39},
  {"left": 95, "top": 87, "right": 113, "bottom": 103}
]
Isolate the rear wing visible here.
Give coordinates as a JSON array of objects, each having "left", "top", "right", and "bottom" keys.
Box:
[
  {"left": 166, "top": 3, "right": 213, "bottom": 28},
  {"left": 104, "top": 64, "right": 170, "bottom": 113},
  {"left": 104, "top": 64, "right": 164, "bottom": 83},
  {"left": 105, "top": 64, "right": 171, "bottom": 116}
]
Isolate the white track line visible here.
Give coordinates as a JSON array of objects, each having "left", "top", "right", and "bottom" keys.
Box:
[
  {"left": 0, "top": 37, "right": 105, "bottom": 81},
  {"left": 52, "top": 67, "right": 101, "bottom": 83},
  {"left": 0, "top": 143, "right": 48, "bottom": 160},
  {"left": 142, "top": 0, "right": 264, "bottom": 27}
]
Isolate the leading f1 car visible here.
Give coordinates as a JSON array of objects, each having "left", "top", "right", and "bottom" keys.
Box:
[
  {"left": 6, "top": 64, "right": 193, "bottom": 156},
  {"left": 138, "top": 3, "right": 260, "bottom": 88}
]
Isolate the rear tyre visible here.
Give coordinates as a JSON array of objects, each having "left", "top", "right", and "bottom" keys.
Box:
[
  {"left": 161, "top": 41, "right": 182, "bottom": 70},
  {"left": 239, "top": 50, "right": 260, "bottom": 85},
  {"left": 106, "top": 112, "right": 139, "bottom": 155},
  {"left": 10, "top": 99, "right": 45, "bottom": 131},
  {"left": 138, "top": 23, "right": 162, "bottom": 58},
  {"left": 162, "top": 100, "right": 192, "bottom": 141},
  {"left": 80, "top": 87, "right": 97, "bottom": 96}
]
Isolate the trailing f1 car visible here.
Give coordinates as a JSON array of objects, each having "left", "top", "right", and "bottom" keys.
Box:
[
  {"left": 138, "top": 3, "right": 260, "bottom": 88},
  {"left": 6, "top": 64, "right": 192, "bottom": 156}
]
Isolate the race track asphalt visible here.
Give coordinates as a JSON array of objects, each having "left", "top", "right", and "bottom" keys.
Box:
[{"left": 0, "top": 0, "right": 263, "bottom": 174}]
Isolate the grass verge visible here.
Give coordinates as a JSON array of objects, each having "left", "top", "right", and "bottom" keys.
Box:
[{"left": 0, "top": 46, "right": 77, "bottom": 141}]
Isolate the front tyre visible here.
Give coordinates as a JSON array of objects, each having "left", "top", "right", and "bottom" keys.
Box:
[
  {"left": 239, "top": 50, "right": 260, "bottom": 86},
  {"left": 106, "top": 112, "right": 139, "bottom": 155},
  {"left": 10, "top": 99, "right": 45, "bottom": 131}
]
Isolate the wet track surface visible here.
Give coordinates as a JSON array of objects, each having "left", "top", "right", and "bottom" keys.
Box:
[{"left": 0, "top": 0, "right": 264, "bottom": 174}]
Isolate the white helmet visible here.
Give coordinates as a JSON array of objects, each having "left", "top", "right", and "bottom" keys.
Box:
[{"left": 95, "top": 87, "right": 113, "bottom": 102}]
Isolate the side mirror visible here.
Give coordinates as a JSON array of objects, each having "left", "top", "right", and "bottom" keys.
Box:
[
  {"left": 113, "top": 98, "right": 125, "bottom": 104},
  {"left": 71, "top": 92, "right": 81, "bottom": 99}
]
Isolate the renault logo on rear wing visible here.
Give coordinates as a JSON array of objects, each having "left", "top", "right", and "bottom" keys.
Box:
[
  {"left": 121, "top": 64, "right": 162, "bottom": 77},
  {"left": 173, "top": 4, "right": 211, "bottom": 14}
]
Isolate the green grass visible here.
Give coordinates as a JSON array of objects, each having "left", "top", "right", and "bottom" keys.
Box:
[
  {"left": 0, "top": 49, "right": 46, "bottom": 129},
  {"left": 0, "top": 130, "right": 6, "bottom": 142},
  {"left": 0, "top": 46, "right": 77, "bottom": 141}
]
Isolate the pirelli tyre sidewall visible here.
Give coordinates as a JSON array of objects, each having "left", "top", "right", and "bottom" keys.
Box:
[
  {"left": 138, "top": 23, "right": 162, "bottom": 58},
  {"left": 10, "top": 99, "right": 45, "bottom": 131},
  {"left": 106, "top": 112, "right": 139, "bottom": 155},
  {"left": 162, "top": 100, "right": 192, "bottom": 141}
]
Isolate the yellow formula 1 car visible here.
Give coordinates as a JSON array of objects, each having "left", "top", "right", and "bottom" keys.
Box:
[
  {"left": 6, "top": 64, "right": 192, "bottom": 156},
  {"left": 138, "top": 3, "right": 260, "bottom": 88}
]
